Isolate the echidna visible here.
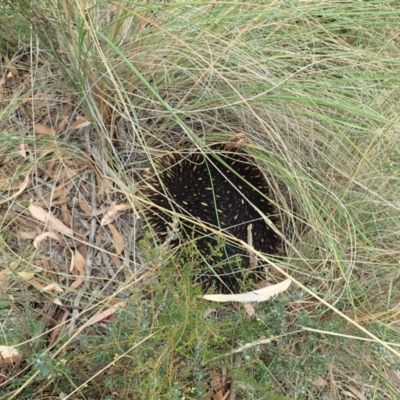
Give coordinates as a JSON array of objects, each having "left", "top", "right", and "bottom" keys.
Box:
[{"left": 142, "top": 143, "right": 282, "bottom": 293}]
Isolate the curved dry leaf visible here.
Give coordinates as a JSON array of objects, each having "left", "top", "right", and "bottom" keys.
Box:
[
  {"left": 114, "top": 204, "right": 131, "bottom": 212},
  {"left": 71, "top": 249, "right": 85, "bottom": 275},
  {"left": 69, "top": 275, "right": 84, "bottom": 290},
  {"left": 108, "top": 224, "right": 124, "bottom": 255},
  {"left": 101, "top": 203, "right": 131, "bottom": 226},
  {"left": 17, "top": 230, "right": 37, "bottom": 240},
  {"left": 33, "top": 231, "right": 62, "bottom": 248},
  {"left": 19, "top": 143, "right": 27, "bottom": 158},
  {"left": 203, "top": 279, "right": 291, "bottom": 303},
  {"left": 28, "top": 205, "right": 73, "bottom": 236},
  {"left": 50, "top": 182, "right": 74, "bottom": 201},
  {"left": 79, "top": 199, "right": 91, "bottom": 214},
  {"left": 69, "top": 249, "right": 86, "bottom": 290},
  {"left": 86, "top": 301, "right": 127, "bottom": 327},
  {"left": 58, "top": 116, "right": 69, "bottom": 132},
  {"left": 101, "top": 208, "right": 117, "bottom": 226},
  {"left": 0, "top": 174, "right": 30, "bottom": 205},
  {"left": 34, "top": 123, "right": 55, "bottom": 135},
  {"left": 42, "top": 283, "right": 64, "bottom": 293},
  {"left": 61, "top": 203, "right": 72, "bottom": 227},
  {"left": 71, "top": 116, "right": 91, "bottom": 130}
]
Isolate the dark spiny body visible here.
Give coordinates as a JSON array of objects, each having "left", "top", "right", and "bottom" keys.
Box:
[{"left": 142, "top": 144, "right": 281, "bottom": 293}]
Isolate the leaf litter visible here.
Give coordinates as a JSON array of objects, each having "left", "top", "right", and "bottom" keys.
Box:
[{"left": 0, "top": 58, "right": 142, "bottom": 371}]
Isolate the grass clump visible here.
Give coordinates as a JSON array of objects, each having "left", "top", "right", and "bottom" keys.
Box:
[{"left": 1, "top": 0, "right": 400, "bottom": 399}]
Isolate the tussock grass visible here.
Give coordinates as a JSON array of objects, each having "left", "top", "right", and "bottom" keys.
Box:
[{"left": 1, "top": 0, "right": 400, "bottom": 398}]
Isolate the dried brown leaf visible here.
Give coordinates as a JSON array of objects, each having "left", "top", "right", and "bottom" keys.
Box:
[
  {"left": 211, "top": 371, "right": 224, "bottom": 391},
  {"left": 0, "top": 174, "right": 30, "bottom": 205},
  {"left": 43, "top": 157, "right": 57, "bottom": 181},
  {"left": 71, "top": 116, "right": 91, "bottom": 130},
  {"left": 209, "top": 371, "right": 227, "bottom": 400},
  {"left": 71, "top": 249, "right": 85, "bottom": 275},
  {"left": 101, "top": 203, "right": 131, "bottom": 225},
  {"left": 111, "top": 255, "right": 122, "bottom": 268},
  {"left": 61, "top": 203, "right": 72, "bottom": 227},
  {"left": 33, "top": 231, "right": 62, "bottom": 248},
  {"left": 19, "top": 143, "right": 27, "bottom": 158},
  {"left": 34, "top": 123, "right": 55, "bottom": 135},
  {"left": 69, "top": 250, "right": 86, "bottom": 290},
  {"left": 15, "top": 215, "right": 42, "bottom": 231},
  {"left": 108, "top": 223, "right": 124, "bottom": 255},
  {"left": 0, "top": 345, "right": 22, "bottom": 366},
  {"left": 86, "top": 301, "right": 127, "bottom": 327},
  {"left": 79, "top": 199, "right": 91, "bottom": 214},
  {"left": 16, "top": 230, "right": 37, "bottom": 240},
  {"left": 51, "top": 182, "right": 75, "bottom": 202},
  {"left": 42, "top": 283, "right": 64, "bottom": 293},
  {"left": 78, "top": 245, "right": 87, "bottom": 259},
  {"left": 203, "top": 279, "right": 291, "bottom": 303},
  {"left": 28, "top": 205, "right": 74, "bottom": 236},
  {"left": 57, "top": 116, "right": 69, "bottom": 132}
]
